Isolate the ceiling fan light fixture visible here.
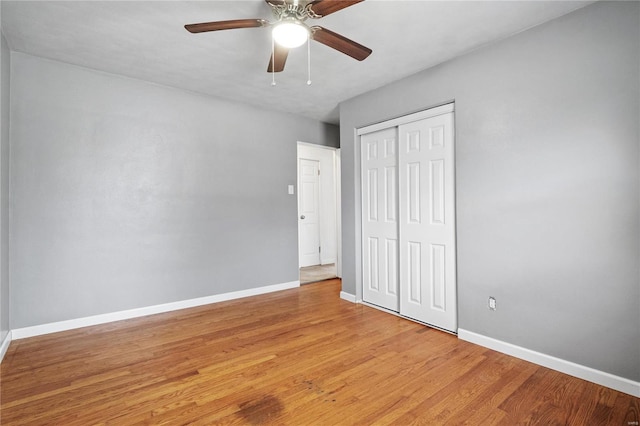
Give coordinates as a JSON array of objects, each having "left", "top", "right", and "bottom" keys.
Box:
[{"left": 272, "top": 21, "right": 308, "bottom": 48}]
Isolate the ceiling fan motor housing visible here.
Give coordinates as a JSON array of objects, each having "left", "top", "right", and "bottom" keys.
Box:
[{"left": 269, "top": 2, "right": 319, "bottom": 22}]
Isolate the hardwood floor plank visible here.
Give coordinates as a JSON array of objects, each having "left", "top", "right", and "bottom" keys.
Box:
[
  {"left": 442, "top": 353, "right": 538, "bottom": 425},
  {"left": 1, "top": 279, "right": 637, "bottom": 425},
  {"left": 613, "top": 391, "right": 640, "bottom": 426}
]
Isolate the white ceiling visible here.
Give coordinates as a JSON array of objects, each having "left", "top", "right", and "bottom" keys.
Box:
[{"left": 1, "top": 0, "right": 593, "bottom": 124}]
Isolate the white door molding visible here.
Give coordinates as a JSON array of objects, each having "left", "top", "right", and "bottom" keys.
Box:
[
  {"left": 297, "top": 142, "right": 340, "bottom": 268},
  {"left": 357, "top": 103, "right": 454, "bottom": 136}
]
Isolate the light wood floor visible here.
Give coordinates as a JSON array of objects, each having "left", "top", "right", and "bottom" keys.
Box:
[
  {"left": 1, "top": 279, "right": 638, "bottom": 425},
  {"left": 299, "top": 263, "right": 336, "bottom": 284}
]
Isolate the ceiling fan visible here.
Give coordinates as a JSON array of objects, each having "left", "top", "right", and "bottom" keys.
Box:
[{"left": 184, "top": 0, "right": 372, "bottom": 73}]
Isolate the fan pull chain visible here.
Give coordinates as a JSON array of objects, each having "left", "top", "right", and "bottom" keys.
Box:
[
  {"left": 271, "top": 35, "right": 276, "bottom": 86},
  {"left": 307, "top": 37, "right": 311, "bottom": 86}
]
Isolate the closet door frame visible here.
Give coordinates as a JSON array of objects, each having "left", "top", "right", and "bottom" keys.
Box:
[{"left": 356, "top": 102, "right": 457, "bottom": 331}]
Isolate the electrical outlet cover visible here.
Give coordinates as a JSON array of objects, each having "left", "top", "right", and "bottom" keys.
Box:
[{"left": 488, "top": 297, "right": 496, "bottom": 310}]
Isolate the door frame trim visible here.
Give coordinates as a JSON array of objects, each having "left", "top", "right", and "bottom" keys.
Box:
[
  {"left": 357, "top": 103, "right": 454, "bottom": 136},
  {"left": 296, "top": 142, "right": 342, "bottom": 276}
]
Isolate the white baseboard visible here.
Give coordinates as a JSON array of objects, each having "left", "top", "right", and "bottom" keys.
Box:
[
  {"left": 458, "top": 328, "right": 640, "bottom": 398},
  {"left": 339, "top": 291, "right": 359, "bottom": 303},
  {"left": 0, "top": 330, "right": 11, "bottom": 363},
  {"left": 12, "top": 280, "right": 300, "bottom": 340}
]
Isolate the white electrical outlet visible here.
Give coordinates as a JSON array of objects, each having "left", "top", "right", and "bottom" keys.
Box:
[{"left": 488, "top": 297, "right": 497, "bottom": 311}]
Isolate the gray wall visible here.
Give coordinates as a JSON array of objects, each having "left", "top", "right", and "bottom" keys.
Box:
[
  {"left": 340, "top": 1, "right": 639, "bottom": 381},
  {"left": 0, "top": 15, "right": 10, "bottom": 343},
  {"left": 10, "top": 52, "right": 338, "bottom": 329}
]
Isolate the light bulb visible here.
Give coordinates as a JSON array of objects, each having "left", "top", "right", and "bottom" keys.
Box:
[{"left": 272, "top": 21, "right": 308, "bottom": 48}]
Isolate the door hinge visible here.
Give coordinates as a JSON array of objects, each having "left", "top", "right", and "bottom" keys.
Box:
[
  {"left": 318, "top": 169, "right": 320, "bottom": 175},
  {"left": 319, "top": 246, "right": 321, "bottom": 253}
]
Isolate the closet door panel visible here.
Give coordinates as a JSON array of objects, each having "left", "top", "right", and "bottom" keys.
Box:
[
  {"left": 361, "top": 127, "right": 399, "bottom": 311},
  {"left": 399, "top": 112, "right": 457, "bottom": 332}
]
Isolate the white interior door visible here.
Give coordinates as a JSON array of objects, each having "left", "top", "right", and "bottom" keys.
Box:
[
  {"left": 398, "top": 112, "right": 457, "bottom": 332},
  {"left": 361, "top": 128, "right": 399, "bottom": 311},
  {"left": 298, "top": 158, "right": 321, "bottom": 267},
  {"left": 298, "top": 144, "right": 338, "bottom": 266}
]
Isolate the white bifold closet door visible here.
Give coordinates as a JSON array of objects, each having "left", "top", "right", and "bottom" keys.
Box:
[
  {"left": 361, "top": 108, "right": 457, "bottom": 333},
  {"left": 361, "top": 127, "right": 399, "bottom": 311}
]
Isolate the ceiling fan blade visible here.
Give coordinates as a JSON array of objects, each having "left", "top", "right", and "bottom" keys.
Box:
[
  {"left": 268, "top": 43, "right": 289, "bottom": 73},
  {"left": 185, "top": 19, "right": 267, "bottom": 33},
  {"left": 311, "top": 26, "right": 372, "bottom": 61},
  {"left": 308, "top": 0, "right": 364, "bottom": 17}
]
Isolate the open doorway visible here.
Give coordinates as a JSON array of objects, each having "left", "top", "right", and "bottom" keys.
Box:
[{"left": 297, "top": 142, "right": 340, "bottom": 284}]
